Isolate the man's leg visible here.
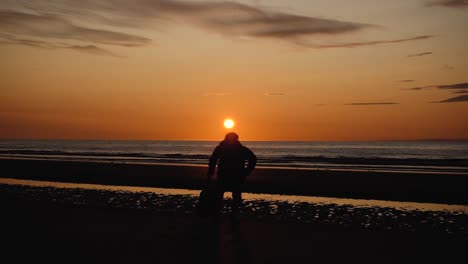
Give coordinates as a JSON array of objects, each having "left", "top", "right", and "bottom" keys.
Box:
[
  {"left": 231, "top": 186, "right": 242, "bottom": 219},
  {"left": 212, "top": 180, "right": 225, "bottom": 220}
]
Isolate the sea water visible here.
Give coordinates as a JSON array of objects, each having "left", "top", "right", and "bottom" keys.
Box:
[{"left": 0, "top": 140, "right": 467, "bottom": 173}]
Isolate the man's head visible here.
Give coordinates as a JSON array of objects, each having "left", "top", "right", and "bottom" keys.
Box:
[{"left": 224, "top": 132, "right": 239, "bottom": 144}]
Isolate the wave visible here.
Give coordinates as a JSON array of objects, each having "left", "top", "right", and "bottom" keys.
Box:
[{"left": 1, "top": 149, "right": 467, "bottom": 167}]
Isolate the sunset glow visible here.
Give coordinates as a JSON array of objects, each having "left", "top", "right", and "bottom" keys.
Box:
[{"left": 0, "top": 0, "right": 467, "bottom": 141}]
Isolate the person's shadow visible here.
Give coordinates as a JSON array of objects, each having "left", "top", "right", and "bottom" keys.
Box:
[
  {"left": 229, "top": 221, "right": 252, "bottom": 264},
  {"left": 193, "top": 218, "right": 252, "bottom": 264}
]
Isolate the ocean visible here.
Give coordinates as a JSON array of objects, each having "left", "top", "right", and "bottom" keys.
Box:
[{"left": 0, "top": 140, "right": 467, "bottom": 174}]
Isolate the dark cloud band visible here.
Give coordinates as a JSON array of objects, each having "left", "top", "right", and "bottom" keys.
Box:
[
  {"left": 433, "top": 95, "right": 468, "bottom": 103},
  {"left": 345, "top": 102, "right": 399, "bottom": 106},
  {"left": 403, "top": 82, "right": 468, "bottom": 91},
  {"left": 307, "top": 36, "right": 433, "bottom": 48},
  {"left": 427, "top": 0, "right": 468, "bottom": 8},
  {"left": 438, "top": 83, "right": 468, "bottom": 90},
  {"left": 407, "top": 52, "right": 432, "bottom": 57},
  {"left": 265, "top": 92, "right": 286, "bottom": 96},
  {"left": 402, "top": 85, "right": 435, "bottom": 91}
]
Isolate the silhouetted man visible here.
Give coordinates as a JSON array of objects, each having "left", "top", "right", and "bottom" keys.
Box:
[{"left": 208, "top": 132, "right": 257, "bottom": 219}]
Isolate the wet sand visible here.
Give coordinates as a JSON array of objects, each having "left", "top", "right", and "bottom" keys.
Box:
[
  {"left": 1, "top": 180, "right": 466, "bottom": 234},
  {"left": 1, "top": 158, "right": 467, "bottom": 204},
  {"left": 1, "top": 182, "right": 466, "bottom": 264}
]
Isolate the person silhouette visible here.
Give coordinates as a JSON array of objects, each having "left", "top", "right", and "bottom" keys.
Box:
[{"left": 207, "top": 132, "right": 257, "bottom": 220}]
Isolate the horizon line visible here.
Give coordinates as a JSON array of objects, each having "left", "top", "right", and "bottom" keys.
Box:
[{"left": 1, "top": 138, "right": 467, "bottom": 142}]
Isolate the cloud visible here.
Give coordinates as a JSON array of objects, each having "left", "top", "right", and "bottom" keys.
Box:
[
  {"left": 401, "top": 85, "right": 435, "bottom": 91},
  {"left": 203, "top": 93, "right": 232, "bottom": 96},
  {"left": 305, "top": 35, "right": 433, "bottom": 48},
  {"left": 0, "top": 10, "right": 151, "bottom": 47},
  {"left": 443, "top": 65, "right": 455, "bottom": 70},
  {"left": 437, "top": 82, "right": 468, "bottom": 90},
  {"left": 200, "top": 8, "right": 370, "bottom": 39},
  {"left": 264, "top": 92, "right": 285, "bottom": 96},
  {"left": 67, "top": 45, "right": 121, "bottom": 57},
  {"left": 345, "top": 102, "right": 399, "bottom": 106},
  {"left": 399, "top": 80, "right": 415, "bottom": 82},
  {"left": 402, "top": 82, "right": 468, "bottom": 91},
  {"left": 432, "top": 95, "right": 468, "bottom": 103},
  {"left": 0, "top": 0, "right": 434, "bottom": 53},
  {"left": 44, "top": 0, "right": 374, "bottom": 38},
  {"left": 0, "top": 33, "right": 54, "bottom": 48},
  {"left": 402, "top": 81, "right": 468, "bottom": 102},
  {"left": 407, "top": 52, "right": 432, "bottom": 57},
  {"left": 0, "top": 34, "right": 119, "bottom": 56},
  {"left": 427, "top": 0, "right": 468, "bottom": 8}
]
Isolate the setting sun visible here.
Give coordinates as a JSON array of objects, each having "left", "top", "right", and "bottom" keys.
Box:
[{"left": 224, "top": 119, "right": 235, "bottom": 129}]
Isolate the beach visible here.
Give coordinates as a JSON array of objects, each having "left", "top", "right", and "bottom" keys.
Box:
[
  {"left": 1, "top": 157, "right": 467, "bottom": 263},
  {"left": 1, "top": 158, "right": 467, "bottom": 204},
  {"left": 1, "top": 181, "right": 466, "bottom": 264},
  {"left": 3, "top": 200, "right": 462, "bottom": 264}
]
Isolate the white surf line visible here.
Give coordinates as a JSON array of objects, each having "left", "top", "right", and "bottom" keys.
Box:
[{"left": 0, "top": 178, "right": 466, "bottom": 214}]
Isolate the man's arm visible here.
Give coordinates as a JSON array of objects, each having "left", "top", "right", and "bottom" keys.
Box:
[
  {"left": 207, "top": 146, "right": 220, "bottom": 181},
  {"left": 245, "top": 148, "right": 257, "bottom": 176}
]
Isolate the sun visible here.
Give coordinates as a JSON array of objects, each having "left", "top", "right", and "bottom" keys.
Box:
[{"left": 223, "top": 118, "right": 235, "bottom": 129}]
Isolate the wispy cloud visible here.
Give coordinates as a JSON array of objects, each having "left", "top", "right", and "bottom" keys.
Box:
[
  {"left": 0, "top": 10, "right": 151, "bottom": 47},
  {"left": 305, "top": 36, "right": 433, "bottom": 48},
  {"left": 0, "top": 0, "right": 434, "bottom": 54},
  {"left": 0, "top": 34, "right": 120, "bottom": 56},
  {"left": 264, "top": 92, "right": 286, "bottom": 96},
  {"left": 427, "top": 0, "right": 468, "bottom": 8},
  {"left": 203, "top": 93, "right": 232, "bottom": 97},
  {"left": 438, "top": 82, "right": 468, "bottom": 90},
  {"left": 402, "top": 81, "right": 468, "bottom": 102},
  {"left": 432, "top": 95, "right": 468, "bottom": 103},
  {"left": 39, "top": 0, "right": 374, "bottom": 39},
  {"left": 443, "top": 65, "right": 455, "bottom": 70},
  {"left": 67, "top": 45, "right": 121, "bottom": 57},
  {"left": 401, "top": 85, "right": 435, "bottom": 91},
  {"left": 402, "top": 82, "right": 468, "bottom": 91},
  {"left": 407, "top": 51, "right": 432, "bottom": 57},
  {"left": 345, "top": 102, "right": 399, "bottom": 106},
  {"left": 0, "top": 33, "right": 54, "bottom": 48}
]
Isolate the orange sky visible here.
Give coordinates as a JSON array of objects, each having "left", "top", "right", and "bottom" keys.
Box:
[{"left": 1, "top": 0, "right": 467, "bottom": 141}]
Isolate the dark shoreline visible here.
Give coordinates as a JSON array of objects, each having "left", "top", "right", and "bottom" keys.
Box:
[
  {"left": 1, "top": 158, "right": 467, "bottom": 204},
  {"left": 2, "top": 152, "right": 467, "bottom": 168}
]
